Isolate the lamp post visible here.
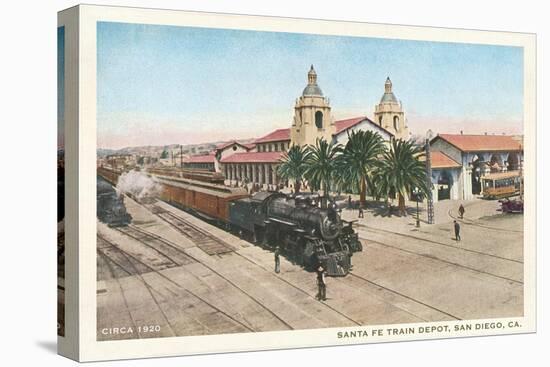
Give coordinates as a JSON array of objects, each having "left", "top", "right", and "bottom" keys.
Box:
[
  {"left": 425, "top": 137, "right": 434, "bottom": 224},
  {"left": 413, "top": 186, "right": 420, "bottom": 227}
]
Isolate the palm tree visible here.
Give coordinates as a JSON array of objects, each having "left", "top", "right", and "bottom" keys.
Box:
[
  {"left": 336, "top": 130, "right": 386, "bottom": 207},
  {"left": 277, "top": 145, "right": 309, "bottom": 193},
  {"left": 304, "top": 138, "right": 342, "bottom": 199},
  {"left": 372, "top": 139, "right": 429, "bottom": 216}
]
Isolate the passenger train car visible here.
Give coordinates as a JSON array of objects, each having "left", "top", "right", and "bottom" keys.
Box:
[{"left": 155, "top": 174, "right": 249, "bottom": 221}]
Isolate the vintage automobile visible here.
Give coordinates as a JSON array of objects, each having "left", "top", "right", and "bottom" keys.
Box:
[{"left": 499, "top": 198, "right": 524, "bottom": 214}]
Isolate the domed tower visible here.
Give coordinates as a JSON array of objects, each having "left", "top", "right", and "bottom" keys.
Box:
[
  {"left": 290, "top": 65, "right": 335, "bottom": 147},
  {"left": 374, "top": 77, "right": 409, "bottom": 140}
]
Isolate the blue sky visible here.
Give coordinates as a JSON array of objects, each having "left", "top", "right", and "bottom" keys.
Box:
[{"left": 97, "top": 21, "right": 523, "bottom": 149}]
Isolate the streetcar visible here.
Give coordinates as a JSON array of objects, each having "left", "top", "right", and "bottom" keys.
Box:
[{"left": 481, "top": 171, "right": 521, "bottom": 199}]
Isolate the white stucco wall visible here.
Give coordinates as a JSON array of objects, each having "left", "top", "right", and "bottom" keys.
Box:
[
  {"left": 214, "top": 143, "right": 249, "bottom": 172},
  {"left": 333, "top": 120, "right": 392, "bottom": 145}
]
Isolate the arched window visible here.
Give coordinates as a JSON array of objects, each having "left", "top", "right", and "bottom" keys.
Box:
[
  {"left": 315, "top": 111, "right": 323, "bottom": 129},
  {"left": 393, "top": 116, "right": 399, "bottom": 131}
]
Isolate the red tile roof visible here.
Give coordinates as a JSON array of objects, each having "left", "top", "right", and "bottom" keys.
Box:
[
  {"left": 254, "top": 128, "right": 291, "bottom": 143},
  {"left": 334, "top": 117, "right": 367, "bottom": 134},
  {"left": 220, "top": 151, "right": 284, "bottom": 164},
  {"left": 434, "top": 134, "right": 523, "bottom": 152},
  {"left": 253, "top": 116, "right": 393, "bottom": 144},
  {"left": 184, "top": 153, "right": 216, "bottom": 163},
  {"left": 430, "top": 151, "right": 462, "bottom": 169}
]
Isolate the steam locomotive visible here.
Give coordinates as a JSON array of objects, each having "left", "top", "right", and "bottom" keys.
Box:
[
  {"left": 97, "top": 176, "right": 132, "bottom": 227},
  {"left": 228, "top": 192, "right": 362, "bottom": 276}
]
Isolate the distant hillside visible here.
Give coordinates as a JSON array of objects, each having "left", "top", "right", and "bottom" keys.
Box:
[{"left": 97, "top": 138, "right": 256, "bottom": 157}]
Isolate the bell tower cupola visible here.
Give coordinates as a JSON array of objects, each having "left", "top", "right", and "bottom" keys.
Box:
[
  {"left": 290, "top": 65, "right": 335, "bottom": 147},
  {"left": 374, "top": 77, "right": 409, "bottom": 140}
]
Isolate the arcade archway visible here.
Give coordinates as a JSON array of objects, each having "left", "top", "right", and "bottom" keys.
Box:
[
  {"left": 437, "top": 170, "right": 453, "bottom": 201},
  {"left": 489, "top": 154, "right": 504, "bottom": 173},
  {"left": 507, "top": 153, "right": 519, "bottom": 171},
  {"left": 471, "top": 155, "right": 482, "bottom": 195}
]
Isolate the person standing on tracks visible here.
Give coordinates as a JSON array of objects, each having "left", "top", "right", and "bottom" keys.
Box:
[
  {"left": 458, "top": 204, "right": 465, "bottom": 219},
  {"left": 274, "top": 247, "right": 280, "bottom": 274},
  {"left": 454, "top": 220, "right": 461, "bottom": 242},
  {"left": 316, "top": 265, "right": 327, "bottom": 301}
]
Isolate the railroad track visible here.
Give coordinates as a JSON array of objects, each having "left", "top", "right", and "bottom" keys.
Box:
[
  {"left": 134, "top": 204, "right": 364, "bottom": 327},
  {"left": 229, "top": 240, "right": 460, "bottom": 323},
  {"left": 97, "top": 234, "right": 178, "bottom": 337},
  {"left": 229, "top": 250, "right": 363, "bottom": 326},
  {"left": 114, "top": 225, "right": 195, "bottom": 266},
  {"left": 151, "top": 206, "right": 235, "bottom": 256},
  {"left": 347, "top": 273, "right": 462, "bottom": 321},
  {"left": 447, "top": 208, "right": 523, "bottom": 234},
  {"left": 358, "top": 224, "right": 523, "bottom": 264},
  {"left": 97, "top": 234, "right": 254, "bottom": 334},
  {"left": 138, "top": 201, "right": 470, "bottom": 326},
  {"left": 107, "top": 224, "right": 294, "bottom": 331},
  {"left": 97, "top": 235, "right": 150, "bottom": 275},
  {"left": 146, "top": 202, "right": 454, "bottom": 326},
  {"left": 96, "top": 245, "right": 139, "bottom": 337},
  {"left": 360, "top": 236, "right": 523, "bottom": 285}
]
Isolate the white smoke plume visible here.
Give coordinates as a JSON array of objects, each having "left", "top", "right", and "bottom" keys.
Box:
[{"left": 116, "top": 170, "right": 162, "bottom": 200}]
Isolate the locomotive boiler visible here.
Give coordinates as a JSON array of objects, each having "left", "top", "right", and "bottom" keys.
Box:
[{"left": 228, "top": 192, "right": 362, "bottom": 276}]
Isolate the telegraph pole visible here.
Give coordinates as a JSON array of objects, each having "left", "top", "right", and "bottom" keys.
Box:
[
  {"left": 180, "top": 145, "right": 183, "bottom": 169},
  {"left": 425, "top": 138, "right": 435, "bottom": 224}
]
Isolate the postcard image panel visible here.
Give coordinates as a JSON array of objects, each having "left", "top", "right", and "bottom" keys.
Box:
[{"left": 95, "top": 20, "right": 526, "bottom": 341}]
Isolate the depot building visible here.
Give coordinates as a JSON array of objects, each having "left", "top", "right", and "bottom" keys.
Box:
[
  {"left": 184, "top": 66, "right": 405, "bottom": 187},
  {"left": 429, "top": 133, "right": 523, "bottom": 202},
  {"left": 182, "top": 65, "right": 523, "bottom": 199}
]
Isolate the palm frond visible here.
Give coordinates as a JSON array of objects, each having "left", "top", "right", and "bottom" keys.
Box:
[
  {"left": 303, "top": 138, "right": 342, "bottom": 194},
  {"left": 372, "top": 139, "right": 429, "bottom": 201}
]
